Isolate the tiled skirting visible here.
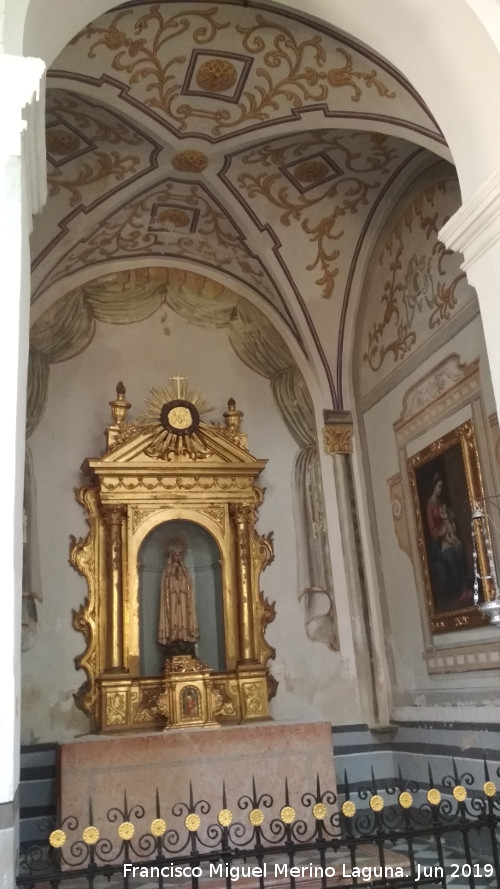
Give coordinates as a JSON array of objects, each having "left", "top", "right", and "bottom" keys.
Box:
[
  {"left": 333, "top": 721, "right": 500, "bottom": 794},
  {"left": 19, "top": 744, "right": 57, "bottom": 845}
]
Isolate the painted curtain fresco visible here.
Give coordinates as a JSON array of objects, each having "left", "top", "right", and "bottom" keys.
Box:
[{"left": 28, "top": 267, "right": 338, "bottom": 650}]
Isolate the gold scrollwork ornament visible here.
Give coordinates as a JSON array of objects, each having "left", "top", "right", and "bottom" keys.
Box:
[
  {"left": 106, "top": 691, "right": 127, "bottom": 725},
  {"left": 243, "top": 682, "right": 265, "bottom": 714}
]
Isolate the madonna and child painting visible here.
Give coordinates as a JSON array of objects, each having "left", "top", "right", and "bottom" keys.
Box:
[{"left": 408, "top": 421, "right": 485, "bottom": 632}]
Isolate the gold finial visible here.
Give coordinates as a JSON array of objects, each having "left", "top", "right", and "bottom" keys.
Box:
[
  {"left": 223, "top": 397, "right": 243, "bottom": 433},
  {"left": 109, "top": 381, "right": 131, "bottom": 426}
]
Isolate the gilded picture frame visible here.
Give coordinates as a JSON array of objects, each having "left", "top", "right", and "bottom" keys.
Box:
[{"left": 407, "top": 420, "right": 487, "bottom": 633}]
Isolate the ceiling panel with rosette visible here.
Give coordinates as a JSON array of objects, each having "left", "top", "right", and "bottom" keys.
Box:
[{"left": 31, "top": 1, "right": 452, "bottom": 407}]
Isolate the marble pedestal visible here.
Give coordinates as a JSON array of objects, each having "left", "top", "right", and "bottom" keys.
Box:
[{"left": 59, "top": 721, "right": 336, "bottom": 849}]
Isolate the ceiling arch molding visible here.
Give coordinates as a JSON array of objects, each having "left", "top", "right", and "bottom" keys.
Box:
[
  {"left": 45, "top": 72, "right": 448, "bottom": 161},
  {"left": 43, "top": 5, "right": 445, "bottom": 158}
]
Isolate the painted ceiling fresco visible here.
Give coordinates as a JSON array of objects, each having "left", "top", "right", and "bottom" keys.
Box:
[
  {"left": 358, "top": 179, "right": 476, "bottom": 398},
  {"left": 31, "top": 1, "right": 453, "bottom": 408}
]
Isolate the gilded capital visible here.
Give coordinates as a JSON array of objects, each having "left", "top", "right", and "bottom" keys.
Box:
[
  {"left": 102, "top": 505, "right": 127, "bottom": 528},
  {"left": 229, "top": 503, "right": 253, "bottom": 524},
  {"left": 322, "top": 410, "right": 353, "bottom": 455},
  {"left": 323, "top": 423, "right": 353, "bottom": 455}
]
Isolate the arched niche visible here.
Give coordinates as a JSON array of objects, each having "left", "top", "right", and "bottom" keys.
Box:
[{"left": 138, "top": 519, "right": 224, "bottom": 676}]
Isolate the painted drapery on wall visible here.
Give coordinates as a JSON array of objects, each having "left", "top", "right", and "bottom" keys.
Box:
[{"left": 28, "top": 267, "right": 338, "bottom": 650}]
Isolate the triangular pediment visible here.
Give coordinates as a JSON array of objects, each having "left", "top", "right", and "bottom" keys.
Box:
[{"left": 84, "top": 421, "right": 266, "bottom": 476}]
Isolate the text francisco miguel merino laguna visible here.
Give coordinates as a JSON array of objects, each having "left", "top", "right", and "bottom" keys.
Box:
[{"left": 123, "top": 862, "right": 435, "bottom": 881}]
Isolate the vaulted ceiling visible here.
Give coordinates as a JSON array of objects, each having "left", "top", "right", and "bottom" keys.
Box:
[{"left": 31, "top": 1, "right": 453, "bottom": 407}]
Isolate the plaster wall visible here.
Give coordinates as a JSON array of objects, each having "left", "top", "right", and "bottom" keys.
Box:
[
  {"left": 363, "top": 314, "right": 500, "bottom": 722},
  {"left": 0, "top": 54, "right": 44, "bottom": 808},
  {"left": 0, "top": 57, "right": 45, "bottom": 881},
  {"left": 23, "top": 304, "right": 360, "bottom": 743},
  {"left": 353, "top": 169, "right": 500, "bottom": 726}
]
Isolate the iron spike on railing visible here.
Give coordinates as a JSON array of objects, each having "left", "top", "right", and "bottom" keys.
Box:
[
  {"left": 17, "top": 768, "right": 500, "bottom": 889},
  {"left": 484, "top": 756, "right": 491, "bottom": 782},
  {"left": 397, "top": 764, "right": 404, "bottom": 788},
  {"left": 343, "top": 770, "right": 350, "bottom": 800},
  {"left": 284, "top": 777, "right": 290, "bottom": 807}
]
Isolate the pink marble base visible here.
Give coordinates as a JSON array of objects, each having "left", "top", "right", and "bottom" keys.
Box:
[{"left": 59, "top": 722, "right": 336, "bottom": 853}]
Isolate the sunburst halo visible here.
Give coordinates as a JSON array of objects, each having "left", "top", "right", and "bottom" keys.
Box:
[
  {"left": 140, "top": 378, "right": 214, "bottom": 425},
  {"left": 137, "top": 377, "right": 214, "bottom": 460}
]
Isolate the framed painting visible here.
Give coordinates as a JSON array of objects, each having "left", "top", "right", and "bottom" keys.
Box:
[{"left": 407, "top": 420, "right": 488, "bottom": 633}]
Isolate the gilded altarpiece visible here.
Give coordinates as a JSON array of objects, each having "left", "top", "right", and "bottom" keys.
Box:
[{"left": 70, "top": 382, "right": 275, "bottom": 732}]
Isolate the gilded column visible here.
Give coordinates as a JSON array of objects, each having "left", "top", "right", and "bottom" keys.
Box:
[
  {"left": 230, "top": 503, "right": 256, "bottom": 664},
  {"left": 103, "top": 505, "right": 127, "bottom": 673}
]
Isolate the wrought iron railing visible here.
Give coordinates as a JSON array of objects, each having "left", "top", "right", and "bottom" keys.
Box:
[{"left": 17, "top": 759, "right": 500, "bottom": 888}]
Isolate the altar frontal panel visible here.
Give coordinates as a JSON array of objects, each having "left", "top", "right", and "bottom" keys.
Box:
[{"left": 59, "top": 721, "right": 336, "bottom": 848}]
